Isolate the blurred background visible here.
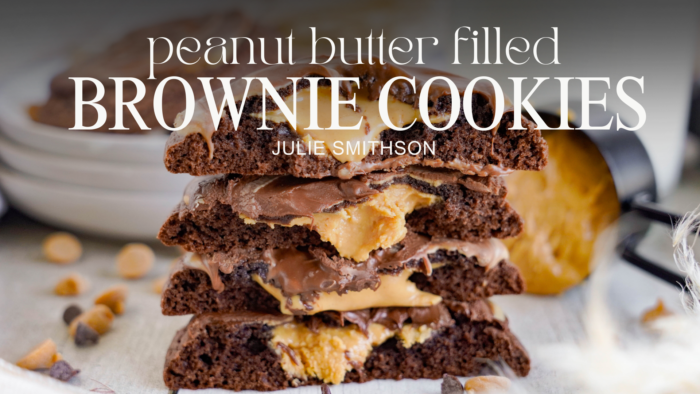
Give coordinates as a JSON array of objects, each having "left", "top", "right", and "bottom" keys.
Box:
[
  {"left": 0, "top": 0, "right": 697, "bottom": 288},
  {"left": 0, "top": 1, "right": 699, "bottom": 392}
]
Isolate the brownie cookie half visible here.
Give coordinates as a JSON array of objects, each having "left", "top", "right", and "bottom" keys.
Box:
[
  {"left": 163, "top": 301, "right": 530, "bottom": 391},
  {"left": 164, "top": 59, "right": 547, "bottom": 177},
  {"left": 158, "top": 166, "right": 523, "bottom": 262},
  {"left": 161, "top": 232, "right": 524, "bottom": 316}
]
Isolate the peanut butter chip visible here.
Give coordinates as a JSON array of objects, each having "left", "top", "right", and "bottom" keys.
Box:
[
  {"left": 42, "top": 232, "right": 82, "bottom": 264},
  {"left": 641, "top": 299, "right": 674, "bottom": 324},
  {"left": 16, "top": 339, "right": 59, "bottom": 370},
  {"left": 69, "top": 305, "right": 114, "bottom": 337},
  {"left": 95, "top": 284, "right": 128, "bottom": 315},
  {"left": 152, "top": 276, "right": 168, "bottom": 294},
  {"left": 116, "top": 243, "right": 155, "bottom": 279},
  {"left": 54, "top": 273, "right": 90, "bottom": 296},
  {"left": 464, "top": 376, "right": 511, "bottom": 394}
]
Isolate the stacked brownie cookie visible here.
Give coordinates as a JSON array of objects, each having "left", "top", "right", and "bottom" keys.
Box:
[{"left": 157, "top": 59, "right": 548, "bottom": 391}]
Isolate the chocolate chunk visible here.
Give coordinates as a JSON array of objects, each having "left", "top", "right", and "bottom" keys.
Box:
[
  {"left": 49, "top": 360, "right": 80, "bottom": 382},
  {"left": 321, "top": 383, "right": 332, "bottom": 394},
  {"left": 62, "top": 305, "right": 82, "bottom": 325},
  {"left": 74, "top": 322, "right": 99, "bottom": 346},
  {"left": 442, "top": 374, "right": 464, "bottom": 394}
]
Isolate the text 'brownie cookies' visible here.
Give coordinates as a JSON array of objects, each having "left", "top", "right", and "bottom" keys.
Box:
[{"left": 163, "top": 58, "right": 547, "bottom": 178}]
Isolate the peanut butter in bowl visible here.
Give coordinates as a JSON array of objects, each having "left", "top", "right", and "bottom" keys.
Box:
[{"left": 503, "top": 130, "right": 620, "bottom": 295}]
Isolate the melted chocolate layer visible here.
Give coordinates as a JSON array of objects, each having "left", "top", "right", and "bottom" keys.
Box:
[
  {"left": 182, "top": 231, "right": 508, "bottom": 304},
  {"left": 305, "top": 303, "right": 454, "bottom": 335},
  {"left": 228, "top": 176, "right": 378, "bottom": 220},
  {"left": 175, "top": 166, "right": 502, "bottom": 224},
  {"left": 162, "top": 254, "right": 525, "bottom": 317}
]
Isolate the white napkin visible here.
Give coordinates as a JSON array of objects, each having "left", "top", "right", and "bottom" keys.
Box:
[{"left": 0, "top": 359, "right": 87, "bottom": 394}]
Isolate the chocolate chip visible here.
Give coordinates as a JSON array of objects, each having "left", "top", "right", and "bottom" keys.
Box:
[
  {"left": 442, "top": 374, "right": 464, "bottom": 394},
  {"left": 321, "top": 383, "right": 332, "bottom": 394},
  {"left": 62, "top": 305, "right": 82, "bottom": 325},
  {"left": 49, "top": 360, "right": 80, "bottom": 381},
  {"left": 74, "top": 322, "right": 99, "bottom": 346}
]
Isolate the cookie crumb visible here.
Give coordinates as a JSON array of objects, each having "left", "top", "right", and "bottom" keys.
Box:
[
  {"left": 321, "top": 383, "right": 332, "bottom": 394},
  {"left": 74, "top": 322, "right": 100, "bottom": 346},
  {"left": 464, "top": 376, "right": 511, "bottom": 393},
  {"left": 69, "top": 304, "right": 114, "bottom": 337},
  {"left": 16, "top": 339, "right": 61, "bottom": 370},
  {"left": 641, "top": 299, "right": 673, "bottom": 324},
  {"left": 62, "top": 305, "right": 83, "bottom": 325},
  {"left": 95, "top": 284, "right": 128, "bottom": 315},
  {"left": 54, "top": 273, "right": 90, "bottom": 296},
  {"left": 43, "top": 232, "right": 82, "bottom": 264},
  {"left": 48, "top": 360, "right": 80, "bottom": 381},
  {"left": 442, "top": 374, "right": 464, "bottom": 394},
  {"left": 116, "top": 243, "right": 154, "bottom": 279}
]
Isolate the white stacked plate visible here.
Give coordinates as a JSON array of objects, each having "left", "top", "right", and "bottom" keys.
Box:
[{"left": 0, "top": 61, "right": 192, "bottom": 240}]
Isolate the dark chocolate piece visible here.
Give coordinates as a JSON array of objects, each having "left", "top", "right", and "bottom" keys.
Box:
[
  {"left": 48, "top": 360, "right": 80, "bottom": 382},
  {"left": 442, "top": 374, "right": 464, "bottom": 394},
  {"left": 162, "top": 301, "right": 530, "bottom": 391},
  {"left": 74, "top": 323, "right": 100, "bottom": 347},
  {"left": 62, "top": 305, "right": 82, "bottom": 325}
]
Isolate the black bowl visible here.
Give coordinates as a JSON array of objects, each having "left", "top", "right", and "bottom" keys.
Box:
[{"left": 538, "top": 103, "right": 689, "bottom": 287}]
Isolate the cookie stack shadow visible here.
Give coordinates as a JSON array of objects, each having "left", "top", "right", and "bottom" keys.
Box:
[{"left": 155, "top": 59, "right": 548, "bottom": 391}]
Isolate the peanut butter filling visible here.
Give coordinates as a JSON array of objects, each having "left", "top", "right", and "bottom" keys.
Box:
[
  {"left": 247, "top": 237, "right": 507, "bottom": 316},
  {"left": 397, "top": 323, "right": 435, "bottom": 347},
  {"left": 243, "top": 184, "right": 441, "bottom": 262},
  {"left": 270, "top": 320, "right": 434, "bottom": 385},
  {"left": 502, "top": 130, "right": 619, "bottom": 295},
  {"left": 253, "top": 270, "right": 442, "bottom": 315},
  {"left": 254, "top": 86, "right": 452, "bottom": 163}
]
